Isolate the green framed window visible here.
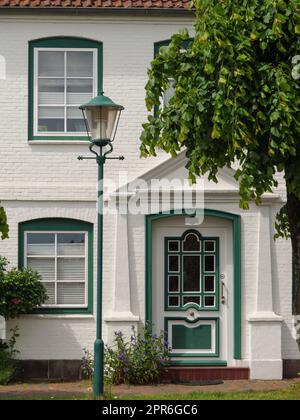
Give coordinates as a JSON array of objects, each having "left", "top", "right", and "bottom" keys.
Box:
[
  {"left": 154, "top": 39, "right": 193, "bottom": 115},
  {"left": 19, "top": 218, "right": 94, "bottom": 315},
  {"left": 28, "top": 37, "right": 103, "bottom": 141},
  {"left": 165, "top": 230, "right": 220, "bottom": 312}
]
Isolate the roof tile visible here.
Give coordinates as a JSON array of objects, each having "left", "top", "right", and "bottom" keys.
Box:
[{"left": 0, "top": 0, "right": 191, "bottom": 8}]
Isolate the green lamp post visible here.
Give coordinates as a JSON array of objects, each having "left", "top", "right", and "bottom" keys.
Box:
[{"left": 78, "top": 93, "right": 124, "bottom": 399}]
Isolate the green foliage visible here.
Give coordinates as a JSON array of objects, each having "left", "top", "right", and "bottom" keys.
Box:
[
  {"left": 0, "top": 327, "right": 20, "bottom": 385},
  {"left": 141, "top": 0, "right": 300, "bottom": 217},
  {"left": 0, "top": 257, "right": 48, "bottom": 320},
  {"left": 81, "top": 348, "right": 94, "bottom": 381},
  {"left": 82, "top": 324, "right": 170, "bottom": 386},
  {"left": 104, "top": 325, "right": 170, "bottom": 385},
  {"left": 0, "top": 206, "right": 9, "bottom": 240}
]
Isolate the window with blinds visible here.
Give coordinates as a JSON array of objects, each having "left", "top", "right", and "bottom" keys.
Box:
[
  {"left": 34, "top": 48, "right": 97, "bottom": 136},
  {"left": 25, "top": 232, "right": 87, "bottom": 308}
]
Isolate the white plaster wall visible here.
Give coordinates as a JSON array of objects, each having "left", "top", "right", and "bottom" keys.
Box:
[{"left": 0, "top": 12, "right": 298, "bottom": 364}]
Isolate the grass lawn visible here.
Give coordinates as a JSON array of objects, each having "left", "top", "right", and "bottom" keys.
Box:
[{"left": 0, "top": 383, "right": 299, "bottom": 400}]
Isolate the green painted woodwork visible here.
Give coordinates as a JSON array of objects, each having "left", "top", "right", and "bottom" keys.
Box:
[
  {"left": 80, "top": 93, "right": 124, "bottom": 110},
  {"left": 145, "top": 209, "right": 242, "bottom": 360},
  {"left": 18, "top": 218, "right": 94, "bottom": 315},
  {"left": 164, "top": 230, "right": 220, "bottom": 312},
  {"left": 28, "top": 37, "right": 103, "bottom": 142},
  {"left": 172, "top": 324, "right": 212, "bottom": 350},
  {"left": 165, "top": 317, "right": 220, "bottom": 358}
]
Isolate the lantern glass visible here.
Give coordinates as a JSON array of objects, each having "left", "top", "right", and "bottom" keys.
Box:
[{"left": 85, "top": 107, "right": 119, "bottom": 142}]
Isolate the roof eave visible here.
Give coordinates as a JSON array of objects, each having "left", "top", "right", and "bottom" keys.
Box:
[{"left": 0, "top": 7, "right": 195, "bottom": 16}]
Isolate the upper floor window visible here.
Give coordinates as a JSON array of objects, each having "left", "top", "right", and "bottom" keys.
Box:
[{"left": 28, "top": 37, "right": 103, "bottom": 142}]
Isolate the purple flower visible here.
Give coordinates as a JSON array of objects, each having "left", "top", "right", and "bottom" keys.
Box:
[
  {"left": 124, "top": 367, "right": 129, "bottom": 373},
  {"left": 118, "top": 353, "right": 126, "bottom": 361}
]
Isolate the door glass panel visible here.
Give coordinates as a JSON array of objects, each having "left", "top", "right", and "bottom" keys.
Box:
[
  {"left": 168, "top": 276, "right": 179, "bottom": 293},
  {"left": 204, "top": 296, "right": 215, "bottom": 307},
  {"left": 168, "top": 296, "right": 179, "bottom": 307},
  {"left": 204, "top": 240, "right": 215, "bottom": 252},
  {"left": 183, "top": 255, "right": 201, "bottom": 292},
  {"left": 169, "top": 255, "right": 179, "bottom": 272},
  {"left": 168, "top": 240, "right": 179, "bottom": 252},
  {"left": 204, "top": 255, "right": 215, "bottom": 272},
  {"left": 183, "top": 233, "right": 201, "bottom": 252},
  {"left": 204, "top": 275, "right": 215, "bottom": 293},
  {"left": 183, "top": 296, "right": 201, "bottom": 306}
]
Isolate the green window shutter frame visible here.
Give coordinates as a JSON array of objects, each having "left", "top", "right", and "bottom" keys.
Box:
[
  {"left": 19, "top": 218, "right": 94, "bottom": 315},
  {"left": 28, "top": 36, "right": 103, "bottom": 142}
]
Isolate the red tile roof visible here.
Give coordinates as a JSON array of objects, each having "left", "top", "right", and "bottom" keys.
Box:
[{"left": 0, "top": 0, "right": 191, "bottom": 9}]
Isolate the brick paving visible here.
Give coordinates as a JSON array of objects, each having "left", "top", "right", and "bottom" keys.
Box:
[{"left": 0, "top": 379, "right": 299, "bottom": 398}]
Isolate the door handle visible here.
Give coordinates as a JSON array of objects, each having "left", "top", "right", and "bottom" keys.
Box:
[{"left": 221, "top": 281, "right": 226, "bottom": 304}]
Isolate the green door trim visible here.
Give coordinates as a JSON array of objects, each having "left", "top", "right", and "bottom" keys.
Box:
[
  {"left": 165, "top": 317, "right": 220, "bottom": 358},
  {"left": 145, "top": 209, "right": 242, "bottom": 360}
]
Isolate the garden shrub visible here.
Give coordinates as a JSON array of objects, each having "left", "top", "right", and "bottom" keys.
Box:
[
  {"left": 0, "top": 256, "right": 48, "bottom": 384},
  {"left": 0, "top": 256, "right": 48, "bottom": 320},
  {"left": 82, "top": 324, "right": 170, "bottom": 385},
  {"left": 0, "top": 327, "right": 20, "bottom": 385}
]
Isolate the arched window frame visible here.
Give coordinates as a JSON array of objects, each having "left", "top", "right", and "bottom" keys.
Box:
[
  {"left": 19, "top": 218, "right": 94, "bottom": 315},
  {"left": 28, "top": 37, "right": 103, "bottom": 142}
]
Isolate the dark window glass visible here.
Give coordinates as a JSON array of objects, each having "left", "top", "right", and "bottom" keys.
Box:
[
  {"left": 169, "top": 276, "right": 179, "bottom": 292},
  {"left": 169, "top": 255, "right": 179, "bottom": 272},
  {"left": 204, "top": 276, "right": 215, "bottom": 292},
  {"left": 168, "top": 241, "right": 179, "bottom": 252},
  {"left": 169, "top": 296, "right": 179, "bottom": 307},
  {"left": 204, "top": 255, "right": 215, "bottom": 272},
  {"left": 204, "top": 241, "right": 215, "bottom": 252},
  {"left": 183, "top": 255, "right": 201, "bottom": 292},
  {"left": 183, "top": 296, "right": 201, "bottom": 306},
  {"left": 204, "top": 296, "right": 215, "bottom": 307},
  {"left": 183, "top": 234, "right": 201, "bottom": 252}
]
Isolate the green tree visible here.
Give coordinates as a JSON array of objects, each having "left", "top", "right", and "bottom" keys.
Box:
[
  {"left": 141, "top": 0, "right": 300, "bottom": 313},
  {"left": 0, "top": 206, "right": 8, "bottom": 240}
]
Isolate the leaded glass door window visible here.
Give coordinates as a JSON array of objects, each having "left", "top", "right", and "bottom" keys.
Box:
[{"left": 165, "top": 230, "right": 219, "bottom": 311}]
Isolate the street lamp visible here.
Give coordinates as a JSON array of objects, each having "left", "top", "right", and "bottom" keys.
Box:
[{"left": 78, "top": 93, "right": 124, "bottom": 399}]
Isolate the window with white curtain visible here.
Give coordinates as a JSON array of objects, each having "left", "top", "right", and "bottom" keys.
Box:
[
  {"left": 25, "top": 231, "right": 88, "bottom": 308},
  {"left": 34, "top": 48, "right": 97, "bottom": 136}
]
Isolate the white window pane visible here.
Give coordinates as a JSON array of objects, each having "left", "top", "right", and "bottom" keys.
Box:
[
  {"left": 27, "top": 233, "right": 55, "bottom": 256},
  {"left": 57, "top": 258, "right": 85, "bottom": 282},
  {"left": 39, "top": 51, "right": 64, "bottom": 77},
  {"left": 67, "top": 107, "right": 86, "bottom": 133},
  {"left": 57, "top": 233, "right": 85, "bottom": 256},
  {"left": 38, "top": 106, "right": 64, "bottom": 132},
  {"left": 38, "top": 79, "right": 64, "bottom": 105},
  {"left": 67, "top": 51, "right": 93, "bottom": 77},
  {"left": 67, "top": 78, "right": 93, "bottom": 106},
  {"left": 27, "top": 258, "right": 55, "bottom": 282},
  {"left": 43, "top": 282, "right": 56, "bottom": 305},
  {"left": 57, "top": 283, "right": 85, "bottom": 305}
]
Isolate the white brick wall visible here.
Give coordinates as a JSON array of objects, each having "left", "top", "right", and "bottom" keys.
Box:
[{"left": 0, "top": 12, "right": 298, "bottom": 363}]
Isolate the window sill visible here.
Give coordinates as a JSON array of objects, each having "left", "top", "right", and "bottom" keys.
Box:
[
  {"left": 29, "top": 140, "right": 90, "bottom": 145},
  {"left": 21, "top": 314, "right": 95, "bottom": 320}
]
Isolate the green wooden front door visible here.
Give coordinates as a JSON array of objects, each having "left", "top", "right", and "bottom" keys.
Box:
[{"left": 164, "top": 230, "right": 221, "bottom": 358}]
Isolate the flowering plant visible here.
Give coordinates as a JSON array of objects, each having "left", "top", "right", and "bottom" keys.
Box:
[{"left": 104, "top": 323, "right": 170, "bottom": 385}]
